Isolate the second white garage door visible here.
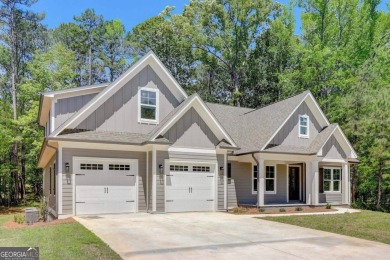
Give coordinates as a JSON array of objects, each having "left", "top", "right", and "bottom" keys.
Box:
[
  {"left": 165, "top": 163, "right": 215, "bottom": 212},
  {"left": 74, "top": 158, "right": 138, "bottom": 215}
]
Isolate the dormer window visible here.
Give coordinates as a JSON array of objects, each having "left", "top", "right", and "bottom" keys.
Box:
[
  {"left": 139, "top": 88, "right": 159, "bottom": 123},
  {"left": 299, "top": 115, "right": 309, "bottom": 138}
]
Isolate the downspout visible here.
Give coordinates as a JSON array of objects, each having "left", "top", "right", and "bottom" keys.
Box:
[{"left": 251, "top": 153, "right": 260, "bottom": 208}]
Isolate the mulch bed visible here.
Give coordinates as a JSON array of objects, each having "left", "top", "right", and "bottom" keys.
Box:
[
  {"left": 3, "top": 218, "right": 75, "bottom": 229},
  {"left": 230, "top": 206, "right": 337, "bottom": 215}
]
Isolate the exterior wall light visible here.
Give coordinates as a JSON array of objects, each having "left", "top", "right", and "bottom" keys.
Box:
[{"left": 65, "top": 162, "right": 70, "bottom": 173}]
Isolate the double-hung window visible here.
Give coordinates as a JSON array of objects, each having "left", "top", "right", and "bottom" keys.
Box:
[
  {"left": 265, "top": 166, "right": 276, "bottom": 193},
  {"left": 253, "top": 165, "right": 276, "bottom": 194},
  {"left": 252, "top": 165, "right": 258, "bottom": 193},
  {"left": 139, "top": 88, "right": 158, "bottom": 123},
  {"left": 299, "top": 115, "right": 309, "bottom": 138},
  {"left": 324, "top": 168, "right": 341, "bottom": 192}
]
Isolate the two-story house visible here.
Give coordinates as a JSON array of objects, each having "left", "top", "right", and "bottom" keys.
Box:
[{"left": 37, "top": 51, "right": 358, "bottom": 218}]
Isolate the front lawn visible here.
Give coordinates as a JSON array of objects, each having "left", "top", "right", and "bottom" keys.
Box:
[
  {"left": 262, "top": 210, "right": 390, "bottom": 245},
  {"left": 0, "top": 215, "right": 121, "bottom": 259}
]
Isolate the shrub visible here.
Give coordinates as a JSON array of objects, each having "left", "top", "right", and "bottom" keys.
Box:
[
  {"left": 295, "top": 207, "right": 303, "bottom": 211},
  {"left": 259, "top": 208, "right": 266, "bottom": 213},
  {"left": 326, "top": 203, "right": 332, "bottom": 209},
  {"left": 14, "top": 214, "right": 25, "bottom": 224},
  {"left": 39, "top": 197, "right": 49, "bottom": 222},
  {"left": 232, "top": 207, "right": 246, "bottom": 214},
  {"left": 279, "top": 208, "right": 286, "bottom": 212}
]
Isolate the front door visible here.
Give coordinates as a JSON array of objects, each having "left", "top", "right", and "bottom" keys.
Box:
[{"left": 289, "top": 166, "right": 300, "bottom": 200}]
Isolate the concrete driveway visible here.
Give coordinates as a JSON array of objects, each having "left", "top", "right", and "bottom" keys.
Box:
[{"left": 75, "top": 212, "right": 390, "bottom": 260}]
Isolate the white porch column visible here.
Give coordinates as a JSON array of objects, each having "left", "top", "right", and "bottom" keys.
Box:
[
  {"left": 342, "top": 162, "right": 349, "bottom": 204},
  {"left": 305, "top": 161, "right": 312, "bottom": 205},
  {"left": 152, "top": 147, "right": 157, "bottom": 212},
  {"left": 258, "top": 158, "right": 265, "bottom": 207},
  {"left": 312, "top": 160, "right": 319, "bottom": 205},
  {"left": 224, "top": 151, "right": 228, "bottom": 210}
]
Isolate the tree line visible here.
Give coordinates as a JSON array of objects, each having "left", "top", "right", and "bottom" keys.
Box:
[{"left": 0, "top": 0, "right": 388, "bottom": 211}]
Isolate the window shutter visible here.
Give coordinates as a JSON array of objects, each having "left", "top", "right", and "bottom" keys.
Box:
[{"left": 319, "top": 168, "right": 324, "bottom": 193}]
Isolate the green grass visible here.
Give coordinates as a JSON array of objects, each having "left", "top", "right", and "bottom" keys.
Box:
[
  {"left": 0, "top": 215, "right": 121, "bottom": 260},
  {"left": 262, "top": 210, "right": 390, "bottom": 244}
]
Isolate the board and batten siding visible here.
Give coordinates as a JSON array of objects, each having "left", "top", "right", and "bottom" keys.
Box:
[
  {"left": 217, "top": 154, "right": 224, "bottom": 210},
  {"left": 265, "top": 164, "right": 288, "bottom": 204},
  {"left": 322, "top": 135, "right": 347, "bottom": 159},
  {"left": 54, "top": 93, "right": 97, "bottom": 129},
  {"left": 164, "top": 107, "right": 219, "bottom": 149},
  {"left": 76, "top": 65, "right": 180, "bottom": 133},
  {"left": 61, "top": 148, "right": 147, "bottom": 214},
  {"left": 271, "top": 102, "right": 322, "bottom": 147},
  {"left": 156, "top": 151, "right": 169, "bottom": 212}
]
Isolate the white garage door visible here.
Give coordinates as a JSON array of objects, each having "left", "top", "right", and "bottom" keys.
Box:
[
  {"left": 74, "top": 158, "right": 138, "bottom": 215},
  {"left": 165, "top": 163, "right": 215, "bottom": 212}
]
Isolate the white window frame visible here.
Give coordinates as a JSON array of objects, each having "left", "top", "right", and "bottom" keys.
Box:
[
  {"left": 323, "top": 167, "right": 341, "bottom": 193},
  {"left": 298, "top": 114, "right": 309, "bottom": 138},
  {"left": 252, "top": 164, "right": 258, "bottom": 194},
  {"left": 138, "top": 87, "right": 159, "bottom": 124},
  {"left": 265, "top": 165, "right": 277, "bottom": 194}
]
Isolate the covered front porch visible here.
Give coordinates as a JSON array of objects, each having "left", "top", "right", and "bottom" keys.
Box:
[{"left": 227, "top": 153, "right": 351, "bottom": 208}]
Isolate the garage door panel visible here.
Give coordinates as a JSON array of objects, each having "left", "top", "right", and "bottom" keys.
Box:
[
  {"left": 76, "top": 186, "right": 105, "bottom": 201},
  {"left": 106, "top": 186, "right": 136, "bottom": 201},
  {"left": 166, "top": 163, "right": 215, "bottom": 213},
  {"left": 165, "top": 187, "right": 191, "bottom": 200},
  {"left": 76, "top": 173, "right": 106, "bottom": 186},
  {"left": 74, "top": 158, "right": 138, "bottom": 215},
  {"left": 76, "top": 201, "right": 105, "bottom": 215}
]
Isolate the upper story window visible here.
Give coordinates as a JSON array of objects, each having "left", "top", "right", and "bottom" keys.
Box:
[
  {"left": 299, "top": 115, "right": 309, "bottom": 138},
  {"left": 139, "top": 88, "right": 159, "bottom": 123}
]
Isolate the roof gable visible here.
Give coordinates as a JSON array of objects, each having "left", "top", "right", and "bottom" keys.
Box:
[
  {"left": 50, "top": 51, "right": 188, "bottom": 137},
  {"left": 260, "top": 91, "right": 330, "bottom": 151},
  {"left": 317, "top": 125, "right": 357, "bottom": 159},
  {"left": 149, "top": 94, "right": 237, "bottom": 148}
]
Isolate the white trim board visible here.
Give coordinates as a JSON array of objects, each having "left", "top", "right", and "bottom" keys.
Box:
[{"left": 50, "top": 51, "right": 188, "bottom": 137}]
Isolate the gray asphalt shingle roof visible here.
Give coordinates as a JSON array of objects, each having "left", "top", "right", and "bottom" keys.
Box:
[
  {"left": 207, "top": 91, "right": 310, "bottom": 154},
  {"left": 262, "top": 124, "right": 337, "bottom": 155},
  {"left": 49, "top": 90, "right": 335, "bottom": 155},
  {"left": 50, "top": 131, "right": 170, "bottom": 145}
]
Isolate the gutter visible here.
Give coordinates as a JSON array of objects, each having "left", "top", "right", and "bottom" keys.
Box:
[
  {"left": 46, "top": 137, "right": 172, "bottom": 146},
  {"left": 251, "top": 153, "right": 260, "bottom": 208}
]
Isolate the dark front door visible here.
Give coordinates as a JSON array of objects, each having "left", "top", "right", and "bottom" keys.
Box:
[{"left": 289, "top": 167, "right": 300, "bottom": 200}]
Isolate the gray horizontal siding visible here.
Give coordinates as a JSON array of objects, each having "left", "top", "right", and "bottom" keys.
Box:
[
  {"left": 265, "top": 164, "right": 288, "bottom": 204},
  {"left": 168, "top": 151, "right": 217, "bottom": 162},
  {"left": 156, "top": 151, "right": 169, "bottom": 212},
  {"left": 319, "top": 193, "right": 342, "bottom": 204},
  {"left": 229, "top": 161, "right": 255, "bottom": 205},
  {"left": 217, "top": 154, "right": 224, "bottom": 210}
]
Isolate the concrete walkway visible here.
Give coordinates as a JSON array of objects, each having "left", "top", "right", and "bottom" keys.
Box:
[
  {"left": 75, "top": 212, "right": 390, "bottom": 260},
  {"left": 249, "top": 206, "right": 360, "bottom": 218}
]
